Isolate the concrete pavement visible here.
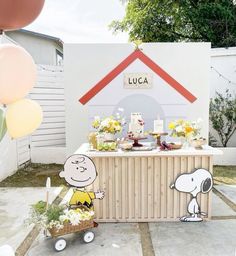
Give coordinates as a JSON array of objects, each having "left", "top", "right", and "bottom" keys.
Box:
[
  {"left": 211, "top": 192, "right": 236, "bottom": 217},
  {"left": 26, "top": 188, "right": 236, "bottom": 256},
  {"left": 0, "top": 185, "right": 235, "bottom": 256},
  {"left": 214, "top": 185, "right": 236, "bottom": 205},
  {"left": 27, "top": 223, "right": 142, "bottom": 256},
  {"left": 0, "top": 187, "right": 62, "bottom": 251},
  {"left": 149, "top": 220, "right": 236, "bottom": 256}
]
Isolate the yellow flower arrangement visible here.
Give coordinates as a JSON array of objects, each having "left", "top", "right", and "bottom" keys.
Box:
[
  {"left": 92, "top": 115, "right": 125, "bottom": 134},
  {"left": 168, "top": 119, "right": 201, "bottom": 138}
]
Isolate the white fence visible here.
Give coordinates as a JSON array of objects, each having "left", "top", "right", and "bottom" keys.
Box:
[{"left": 30, "top": 65, "right": 66, "bottom": 164}]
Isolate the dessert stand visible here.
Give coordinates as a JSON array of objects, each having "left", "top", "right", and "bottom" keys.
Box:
[
  {"left": 149, "top": 132, "right": 168, "bottom": 146},
  {"left": 128, "top": 136, "right": 147, "bottom": 147}
]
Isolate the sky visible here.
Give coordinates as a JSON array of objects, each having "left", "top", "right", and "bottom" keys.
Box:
[{"left": 26, "top": 0, "right": 129, "bottom": 43}]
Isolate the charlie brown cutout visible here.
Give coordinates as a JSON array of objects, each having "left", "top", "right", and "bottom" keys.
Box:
[{"left": 59, "top": 154, "right": 105, "bottom": 209}]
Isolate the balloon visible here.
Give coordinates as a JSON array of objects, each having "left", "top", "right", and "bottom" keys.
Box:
[
  {"left": 0, "top": 0, "right": 45, "bottom": 31},
  {"left": 0, "top": 108, "right": 7, "bottom": 141},
  {"left": 0, "top": 44, "right": 37, "bottom": 105},
  {"left": 6, "top": 99, "right": 43, "bottom": 139}
]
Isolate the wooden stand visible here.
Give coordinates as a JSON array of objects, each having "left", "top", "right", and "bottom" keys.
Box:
[
  {"left": 75, "top": 143, "right": 222, "bottom": 222},
  {"left": 149, "top": 132, "right": 168, "bottom": 146}
]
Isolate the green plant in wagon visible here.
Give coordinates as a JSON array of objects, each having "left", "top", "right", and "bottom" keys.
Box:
[{"left": 27, "top": 201, "right": 95, "bottom": 231}]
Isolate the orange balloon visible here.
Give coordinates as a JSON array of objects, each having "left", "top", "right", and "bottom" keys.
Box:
[
  {"left": 0, "top": 0, "right": 45, "bottom": 31},
  {"left": 0, "top": 44, "right": 37, "bottom": 105}
]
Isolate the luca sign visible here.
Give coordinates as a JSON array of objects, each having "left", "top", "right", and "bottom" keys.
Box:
[{"left": 124, "top": 73, "right": 153, "bottom": 89}]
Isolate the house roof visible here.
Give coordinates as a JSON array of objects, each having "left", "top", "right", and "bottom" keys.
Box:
[
  {"left": 79, "top": 49, "right": 197, "bottom": 105},
  {"left": 8, "top": 29, "right": 63, "bottom": 48}
]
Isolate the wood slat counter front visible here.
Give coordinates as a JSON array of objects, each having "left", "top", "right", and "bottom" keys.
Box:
[{"left": 75, "top": 144, "right": 222, "bottom": 222}]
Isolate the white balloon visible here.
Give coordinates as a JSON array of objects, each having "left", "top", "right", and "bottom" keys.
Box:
[{"left": 0, "top": 245, "right": 15, "bottom": 256}]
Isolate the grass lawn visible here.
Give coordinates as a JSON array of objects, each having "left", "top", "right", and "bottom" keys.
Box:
[
  {"left": 213, "top": 165, "right": 236, "bottom": 185},
  {"left": 0, "top": 163, "right": 235, "bottom": 187},
  {"left": 0, "top": 163, "right": 65, "bottom": 187}
]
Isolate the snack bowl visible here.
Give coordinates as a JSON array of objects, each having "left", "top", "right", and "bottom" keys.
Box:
[
  {"left": 169, "top": 143, "right": 182, "bottom": 150},
  {"left": 190, "top": 138, "right": 207, "bottom": 149},
  {"left": 119, "top": 142, "right": 133, "bottom": 150}
]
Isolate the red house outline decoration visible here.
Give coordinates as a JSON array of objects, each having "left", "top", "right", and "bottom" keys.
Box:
[{"left": 79, "top": 49, "right": 197, "bottom": 105}]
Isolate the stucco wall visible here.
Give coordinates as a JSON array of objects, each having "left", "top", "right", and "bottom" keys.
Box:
[{"left": 210, "top": 48, "right": 236, "bottom": 147}]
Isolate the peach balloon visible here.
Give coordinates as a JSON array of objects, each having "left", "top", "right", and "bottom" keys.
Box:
[
  {"left": 0, "top": 44, "right": 37, "bottom": 105},
  {"left": 6, "top": 99, "right": 43, "bottom": 139}
]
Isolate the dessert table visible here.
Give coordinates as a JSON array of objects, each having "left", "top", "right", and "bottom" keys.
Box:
[{"left": 75, "top": 143, "right": 222, "bottom": 222}]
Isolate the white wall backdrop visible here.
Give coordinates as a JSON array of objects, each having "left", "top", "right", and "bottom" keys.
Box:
[{"left": 65, "top": 43, "right": 211, "bottom": 155}]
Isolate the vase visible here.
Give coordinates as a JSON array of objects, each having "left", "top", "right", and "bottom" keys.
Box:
[
  {"left": 180, "top": 137, "right": 190, "bottom": 149},
  {"left": 103, "top": 132, "right": 115, "bottom": 141}
]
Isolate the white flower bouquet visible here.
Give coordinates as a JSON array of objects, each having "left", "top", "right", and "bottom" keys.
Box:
[
  {"left": 27, "top": 201, "right": 94, "bottom": 231},
  {"left": 92, "top": 108, "right": 126, "bottom": 134}
]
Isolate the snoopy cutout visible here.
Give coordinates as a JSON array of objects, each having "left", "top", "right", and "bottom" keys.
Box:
[
  {"left": 60, "top": 154, "right": 105, "bottom": 210},
  {"left": 170, "top": 168, "right": 213, "bottom": 222}
]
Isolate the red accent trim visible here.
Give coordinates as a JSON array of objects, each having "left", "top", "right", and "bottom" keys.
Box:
[
  {"left": 79, "top": 50, "right": 140, "bottom": 105},
  {"left": 79, "top": 49, "right": 197, "bottom": 105},
  {"left": 136, "top": 51, "right": 197, "bottom": 103}
]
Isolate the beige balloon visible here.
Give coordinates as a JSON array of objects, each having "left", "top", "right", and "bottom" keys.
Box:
[
  {"left": 0, "top": 44, "right": 36, "bottom": 105},
  {"left": 6, "top": 99, "right": 43, "bottom": 139}
]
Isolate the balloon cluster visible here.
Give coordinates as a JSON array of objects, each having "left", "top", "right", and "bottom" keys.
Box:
[{"left": 0, "top": 0, "right": 45, "bottom": 140}]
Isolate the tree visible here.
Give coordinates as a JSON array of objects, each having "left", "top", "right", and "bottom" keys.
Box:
[
  {"left": 110, "top": 0, "right": 236, "bottom": 47},
  {"left": 209, "top": 89, "right": 236, "bottom": 147}
]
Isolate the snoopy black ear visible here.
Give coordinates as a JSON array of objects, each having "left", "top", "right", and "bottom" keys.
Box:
[{"left": 201, "top": 177, "right": 212, "bottom": 193}]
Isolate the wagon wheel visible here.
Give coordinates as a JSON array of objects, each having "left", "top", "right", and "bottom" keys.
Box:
[
  {"left": 83, "top": 231, "right": 95, "bottom": 243},
  {"left": 54, "top": 237, "right": 67, "bottom": 252}
]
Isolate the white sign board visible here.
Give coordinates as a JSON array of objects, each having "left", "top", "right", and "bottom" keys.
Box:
[{"left": 124, "top": 73, "right": 153, "bottom": 89}]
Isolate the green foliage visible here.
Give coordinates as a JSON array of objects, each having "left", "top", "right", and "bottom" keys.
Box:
[
  {"left": 46, "top": 204, "right": 65, "bottom": 223},
  {"left": 32, "top": 200, "right": 47, "bottom": 215},
  {"left": 111, "top": 0, "right": 236, "bottom": 47},
  {"left": 209, "top": 89, "right": 236, "bottom": 147},
  {"left": 209, "top": 132, "right": 219, "bottom": 147},
  {"left": 29, "top": 201, "right": 65, "bottom": 226}
]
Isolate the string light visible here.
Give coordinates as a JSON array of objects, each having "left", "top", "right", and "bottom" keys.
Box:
[
  {"left": 38, "top": 64, "right": 63, "bottom": 73},
  {"left": 211, "top": 66, "right": 236, "bottom": 86}
]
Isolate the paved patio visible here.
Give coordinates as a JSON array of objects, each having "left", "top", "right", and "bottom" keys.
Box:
[
  {"left": 215, "top": 185, "right": 236, "bottom": 205},
  {"left": 0, "top": 187, "right": 62, "bottom": 251},
  {"left": 149, "top": 220, "right": 236, "bottom": 256},
  {"left": 26, "top": 186, "right": 236, "bottom": 256},
  {"left": 0, "top": 185, "right": 235, "bottom": 256}
]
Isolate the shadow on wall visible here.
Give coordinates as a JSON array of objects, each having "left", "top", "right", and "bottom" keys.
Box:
[{"left": 113, "top": 94, "right": 165, "bottom": 137}]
